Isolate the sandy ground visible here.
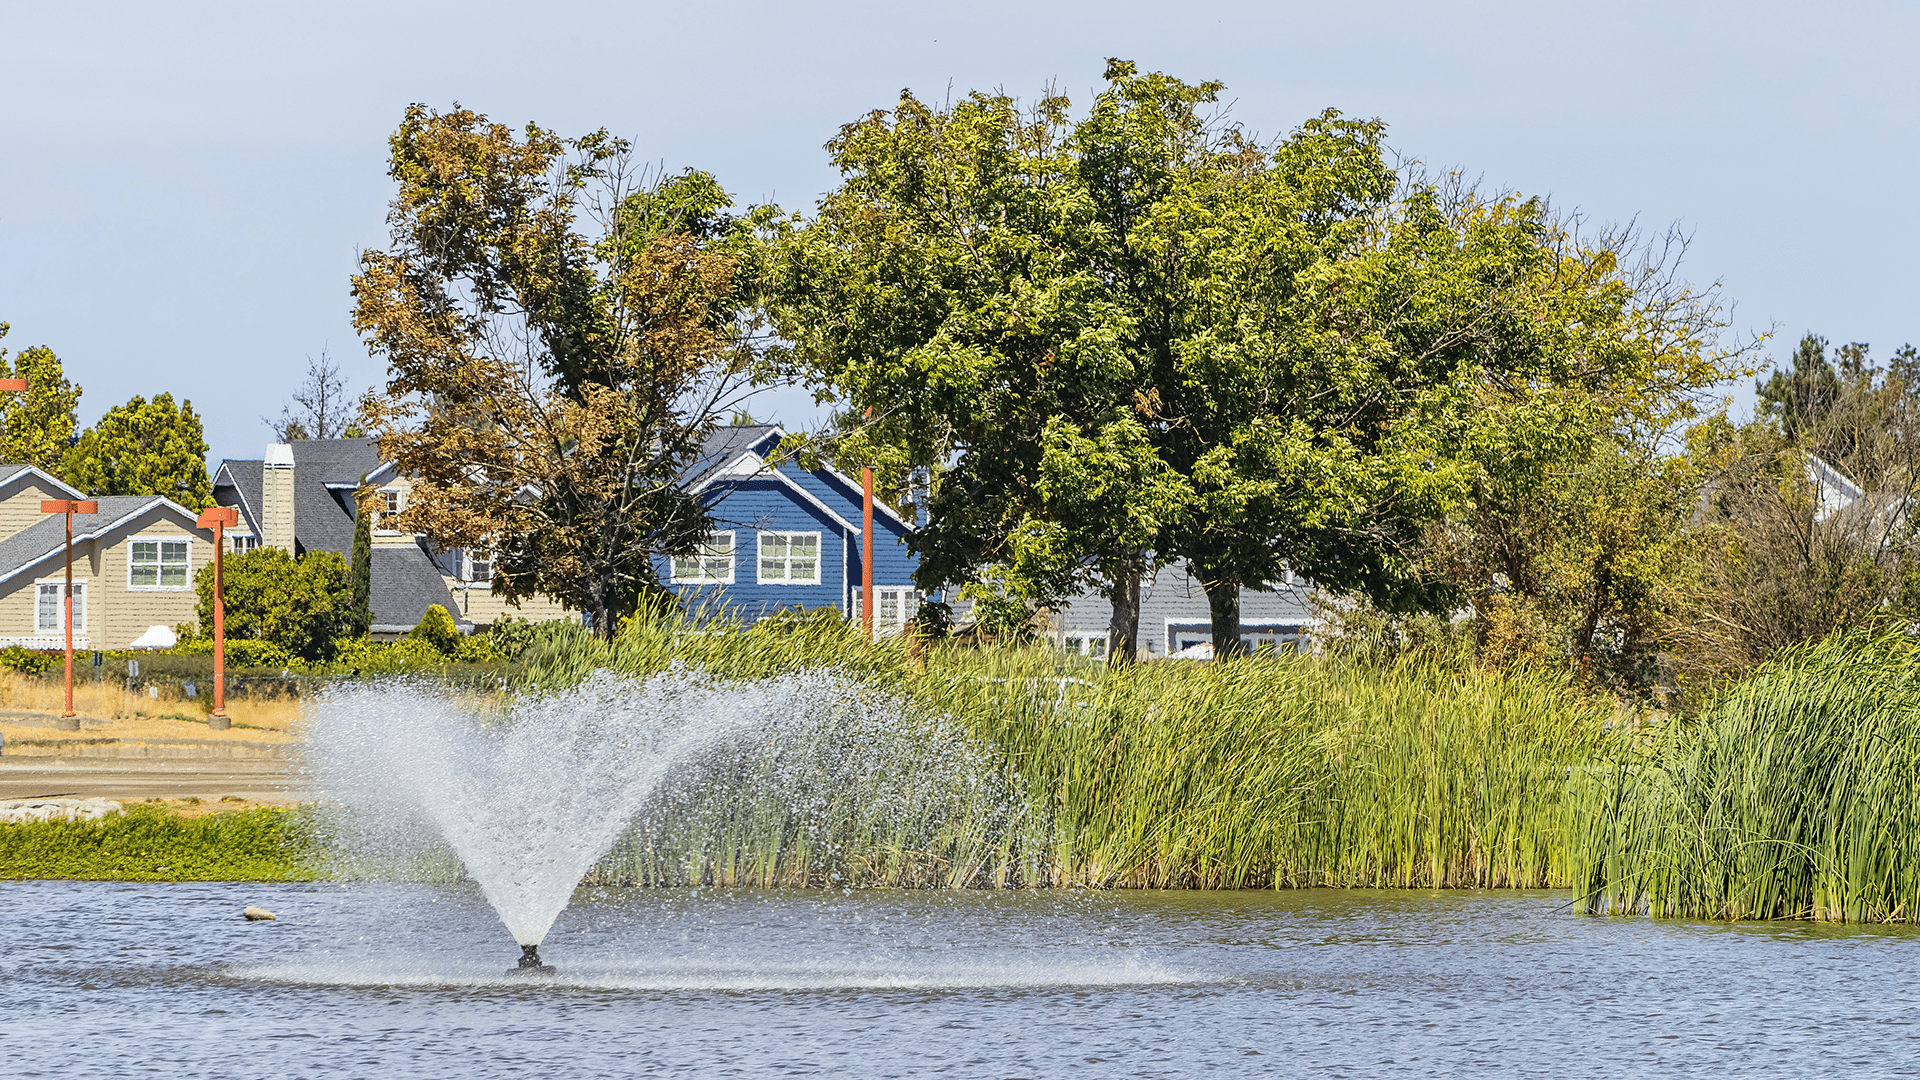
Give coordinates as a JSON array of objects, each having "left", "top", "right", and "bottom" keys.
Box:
[{"left": 0, "top": 701, "right": 306, "bottom": 805}]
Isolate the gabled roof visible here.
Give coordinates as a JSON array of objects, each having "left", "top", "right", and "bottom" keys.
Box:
[
  {"left": 682, "top": 424, "right": 784, "bottom": 489},
  {"left": 682, "top": 425, "right": 916, "bottom": 533},
  {"left": 212, "top": 459, "right": 264, "bottom": 536},
  {"left": 0, "top": 496, "right": 207, "bottom": 584},
  {"left": 0, "top": 464, "right": 85, "bottom": 500}
]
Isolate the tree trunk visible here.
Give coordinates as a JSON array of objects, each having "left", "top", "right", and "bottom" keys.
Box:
[
  {"left": 1107, "top": 560, "right": 1142, "bottom": 668},
  {"left": 1197, "top": 565, "right": 1243, "bottom": 659}
]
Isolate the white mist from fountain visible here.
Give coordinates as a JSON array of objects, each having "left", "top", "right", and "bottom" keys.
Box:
[{"left": 303, "top": 668, "right": 821, "bottom": 952}]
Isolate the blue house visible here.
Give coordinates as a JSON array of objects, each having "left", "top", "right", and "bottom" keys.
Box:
[{"left": 656, "top": 425, "right": 924, "bottom": 632}]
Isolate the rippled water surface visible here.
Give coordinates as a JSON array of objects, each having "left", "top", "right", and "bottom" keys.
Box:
[{"left": 8, "top": 881, "right": 1919, "bottom": 1077}]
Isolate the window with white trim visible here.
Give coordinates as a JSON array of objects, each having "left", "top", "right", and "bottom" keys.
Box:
[
  {"left": 35, "top": 581, "right": 86, "bottom": 634},
  {"left": 671, "top": 532, "right": 736, "bottom": 584},
  {"left": 230, "top": 534, "right": 260, "bottom": 554},
  {"left": 374, "top": 489, "right": 402, "bottom": 531},
  {"left": 757, "top": 531, "right": 820, "bottom": 585},
  {"left": 851, "top": 587, "right": 918, "bottom": 635},
  {"left": 129, "top": 537, "right": 191, "bottom": 589},
  {"left": 458, "top": 548, "right": 493, "bottom": 583}
]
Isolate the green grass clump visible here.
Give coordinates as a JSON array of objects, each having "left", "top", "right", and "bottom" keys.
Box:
[
  {"left": 538, "top": 604, "right": 1624, "bottom": 891},
  {"left": 1574, "top": 630, "right": 1920, "bottom": 923},
  {"left": 0, "top": 806, "right": 316, "bottom": 881}
]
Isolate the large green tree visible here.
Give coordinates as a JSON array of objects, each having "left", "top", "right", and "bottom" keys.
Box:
[
  {"left": 781, "top": 62, "right": 1700, "bottom": 656},
  {"left": 353, "top": 105, "right": 771, "bottom": 638},
  {"left": 0, "top": 324, "right": 82, "bottom": 473},
  {"left": 62, "top": 393, "right": 212, "bottom": 508}
]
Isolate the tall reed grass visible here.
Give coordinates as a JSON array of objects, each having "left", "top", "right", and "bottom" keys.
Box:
[
  {"left": 1573, "top": 631, "right": 1920, "bottom": 922},
  {"left": 526, "top": 605, "right": 1624, "bottom": 890}
]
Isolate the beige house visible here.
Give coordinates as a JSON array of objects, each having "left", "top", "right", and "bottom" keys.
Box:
[
  {"left": 212, "top": 440, "right": 573, "bottom": 638},
  {"left": 0, "top": 465, "right": 215, "bottom": 650}
]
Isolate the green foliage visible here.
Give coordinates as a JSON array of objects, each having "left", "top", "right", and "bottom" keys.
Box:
[
  {"left": 349, "top": 504, "right": 372, "bottom": 638},
  {"left": 1575, "top": 632, "right": 1920, "bottom": 923},
  {"left": 0, "top": 646, "right": 57, "bottom": 675},
  {"left": 60, "top": 392, "right": 212, "bottom": 508},
  {"left": 409, "top": 604, "right": 462, "bottom": 654},
  {"left": 0, "top": 806, "right": 315, "bottom": 881},
  {"left": 171, "top": 635, "right": 294, "bottom": 669},
  {"left": 1757, "top": 333, "right": 1844, "bottom": 446},
  {"left": 0, "top": 325, "right": 81, "bottom": 473},
  {"left": 194, "top": 548, "right": 354, "bottom": 662}
]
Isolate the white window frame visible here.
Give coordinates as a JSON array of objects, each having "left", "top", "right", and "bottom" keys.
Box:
[
  {"left": 850, "top": 586, "right": 919, "bottom": 635},
  {"left": 230, "top": 532, "right": 260, "bottom": 554},
  {"left": 35, "top": 579, "right": 88, "bottom": 634},
  {"left": 459, "top": 547, "right": 493, "bottom": 584},
  {"left": 127, "top": 535, "right": 193, "bottom": 591},
  {"left": 373, "top": 488, "right": 403, "bottom": 535},
  {"left": 670, "top": 531, "right": 736, "bottom": 585},
  {"left": 756, "top": 530, "right": 822, "bottom": 585}
]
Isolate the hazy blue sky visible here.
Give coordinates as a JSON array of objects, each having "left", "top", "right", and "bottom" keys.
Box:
[{"left": 4, "top": 0, "right": 1914, "bottom": 467}]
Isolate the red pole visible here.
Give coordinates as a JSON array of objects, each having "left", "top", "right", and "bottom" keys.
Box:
[
  {"left": 862, "top": 465, "right": 875, "bottom": 640},
  {"left": 197, "top": 507, "right": 237, "bottom": 729},
  {"left": 62, "top": 509, "right": 73, "bottom": 717},
  {"left": 42, "top": 500, "right": 96, "bottom": 717}
]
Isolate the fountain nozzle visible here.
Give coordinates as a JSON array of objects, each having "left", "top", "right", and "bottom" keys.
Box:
[{"left": 508, "top": 943, "right": 556, "bottom": 977}]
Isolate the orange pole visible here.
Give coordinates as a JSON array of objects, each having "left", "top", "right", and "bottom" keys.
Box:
[
  {"left": 212, "top": 520, "right": 226, "bottom": 718},
  {"left": 196, "top": 507, "right": 237, "bottom": 728},
  {"left": 62, "top": 509, "right": 74, "bottom": 717}
]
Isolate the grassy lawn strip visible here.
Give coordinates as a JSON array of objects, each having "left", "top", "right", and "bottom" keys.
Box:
[{"left": 0, "top": 805, "right": 316, "bottom": 881}]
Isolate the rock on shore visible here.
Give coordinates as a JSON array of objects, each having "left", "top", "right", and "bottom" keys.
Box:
[{"left": 0, "top": 797, "right": 123, "bottom": 824}]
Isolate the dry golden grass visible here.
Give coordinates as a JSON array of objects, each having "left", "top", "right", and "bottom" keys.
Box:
[{"left": 0, "top": 671, "right": 303, "bottom": 745}]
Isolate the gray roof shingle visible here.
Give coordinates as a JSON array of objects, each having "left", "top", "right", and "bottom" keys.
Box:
[{"left": 370, "top": 543, "right": 471, "bottom": 633}]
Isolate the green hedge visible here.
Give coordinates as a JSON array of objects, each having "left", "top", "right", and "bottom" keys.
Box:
[{"left": 0, "top": 806, "right": 315, "bottom": 881}]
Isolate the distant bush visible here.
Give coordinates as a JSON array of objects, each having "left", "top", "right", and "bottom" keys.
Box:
[
  {"left": 488, "top": 615, "right": 589, "bottom": 663},
  {"left": 409, "top": 604, "right": 462, "bottom": 655},
  {"left": 169, "top": 636, "right": 293, "bottom": 669},
  {"left": 0, "top": 646, "right": 57, "bottom": 675}
]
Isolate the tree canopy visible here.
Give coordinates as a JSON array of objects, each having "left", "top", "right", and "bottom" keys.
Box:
[
  {"left": 776, "top": 61, "right": 1738, "bottom": 657},
  {"left": 0, "top": 324, "right": 81, "bottom": 473},
  {"left": 62, "top": 392, "right": 212, "bottom": 509},
  {"left": 194, "top": 547, "right": 354, "bottom": 661},
  {"left": 353, "top": 105, "right": 770, "bottom": 637}
]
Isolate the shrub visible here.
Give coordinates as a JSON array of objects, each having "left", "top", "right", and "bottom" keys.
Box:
[
  {"left": 193, "top": 547, "right": 354, "bottom": 661},
  {"left": 0, "top": 646, "right": 57, "bottom": 675},
  {"left": 409, "top": 604, "right": 462, "bottom": 655}
]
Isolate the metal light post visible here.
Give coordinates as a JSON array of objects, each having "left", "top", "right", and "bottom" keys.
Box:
[
  {"left": 40, "top": 499, "right": 98, "bottom": 719},
  {"left": 196, "top": 507, "right": 238, "bottom": 730},
  {"left": 861, "top": 407, "right": 875, "bottom": 642},
  {"left": 0, "top": 378, "right": 26, "bottom": 393}
]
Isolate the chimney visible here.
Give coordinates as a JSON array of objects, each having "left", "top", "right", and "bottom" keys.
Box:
[{"left": 262, "top": 443, "right": 296, "bottom": 552}]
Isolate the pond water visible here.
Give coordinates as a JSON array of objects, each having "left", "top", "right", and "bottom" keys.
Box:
[{"left": 7, "top": 881, "right": 1918, "bottom": 1078}]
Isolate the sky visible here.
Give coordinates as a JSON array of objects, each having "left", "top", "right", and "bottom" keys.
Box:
[{"left": 3, "top": 0, "right": 1915, "bottom": 468}]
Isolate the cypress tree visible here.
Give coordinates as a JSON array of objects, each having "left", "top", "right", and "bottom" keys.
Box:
[{"left": 350, "top": 498, "right": 373, "bottom": 637}]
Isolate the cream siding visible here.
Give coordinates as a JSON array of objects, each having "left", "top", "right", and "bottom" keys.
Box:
[
  {"left": 444, "top": 579, "right": 574, "bottom": 629},
  {"left": 0, "top": 476, "right": 78, "bottom": 541},
  {"left": 98, "top": 519, "right": 211, "bottom": 649}
]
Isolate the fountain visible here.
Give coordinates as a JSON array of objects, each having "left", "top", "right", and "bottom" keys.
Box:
[
  {"left": 303, "top": 666, "right": 1029, "bottom": 976},
  {"left": 304, "top": 668, "right": 822, "bottom": 974}
]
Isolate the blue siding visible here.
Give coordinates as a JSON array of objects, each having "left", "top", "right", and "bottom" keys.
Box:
[{"left": 653, "top": 460, "right": 919, "bottom": 623}]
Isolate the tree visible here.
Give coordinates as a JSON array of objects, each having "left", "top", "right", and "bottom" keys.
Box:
[
  {"left": 781, "top": 62, "right": 1704, "bottom": 658},
  {"left": 61, "top": 392, "right": 212, "bottom": 508},
  {"left": 353, "top": 105, "right": 769, "bottom": 639},
  {"left": 267, "top": 349, "right": 362, "bottom": 442},
  {"left": 0, "top": 324, "right": 81, "bottom": 472},
  {"left": 193, "top": 547, "right": 354, "bottom": 661},
  {"left": 1673, "top": 335, "right": 1920, "bottom": 679},
  {"left": 410, "top": 603, "right": 461, "bottom": 654},
  {"left": 349, "top": 500, "right": 373, "bottom": 637}
]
